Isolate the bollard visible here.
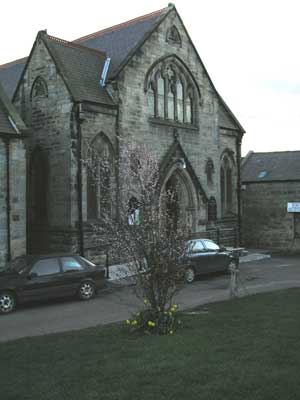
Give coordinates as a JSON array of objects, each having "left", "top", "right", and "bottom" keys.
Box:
[{"left": 229, "top": 261, "right": 239, "bottom": 298}]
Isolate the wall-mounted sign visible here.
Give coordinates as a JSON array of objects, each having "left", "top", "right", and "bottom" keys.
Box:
[{"left": 287, "top": 202, "right": 300, "bottom": 212}]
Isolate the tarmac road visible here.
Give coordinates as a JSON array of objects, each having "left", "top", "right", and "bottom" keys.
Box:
[{"left": 0, "top": 254, "right": 300, "bottom": 343}]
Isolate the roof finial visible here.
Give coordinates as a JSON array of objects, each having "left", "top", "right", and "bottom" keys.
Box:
[{"left": 168, "top": 3, "right": 175, "bottom": 8}]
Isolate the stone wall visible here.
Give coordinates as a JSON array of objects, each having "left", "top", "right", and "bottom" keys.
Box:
[
  {"left": 0, "top": 138, "right": 26, "bottom": 269},
  {"left": 113, "top": 9, "right": 239, "bottom": 239},
  {"left": 242, "top": 181, "right": 300, "bottom": 250},
  {"left": 14, "top": 38, "right": 74, "bottom": 253}
]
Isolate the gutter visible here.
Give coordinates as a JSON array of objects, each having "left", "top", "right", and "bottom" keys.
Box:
[
  {"left": 236, "top": 137, "right": 242, "bottom": 246},
  {"left": 75, "top": 104, "right": 84, "bottom": 256}
]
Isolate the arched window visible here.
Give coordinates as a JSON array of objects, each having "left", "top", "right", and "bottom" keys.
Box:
[
  {"left": 147, "top": 84, "right": 155, "bottom": 117},
  {"left": 208, "top": 197, "right": 217, "bottom": 222},
  {"left": 177, "top": 81, "right": 184, "bottom": 122},
  {"left": 205, "top": 159, "right": 214, "bottom": 186},
  {"left": 186, "top": 94, "right": 193, "bottom": 124},
  {"left": 166, "top": 26, "right": 182, "bottom": 47},
  {"left": 220, "top": 154, "right": 234, "bottom": 216},
  {"left": 145, "top": 56, "right": 200, "bottom": 125},
  {"left": 31, "top": 76, "right": 48, "bottom": 99},
  {"left": 86, "top": 134, "right": 114, "bottom": 221},
  {"left": 167, "top": 85, "right": 175, "bottom": 120},
  {"left": 157, "top": 73, "right": 165, "bottom": 118}
]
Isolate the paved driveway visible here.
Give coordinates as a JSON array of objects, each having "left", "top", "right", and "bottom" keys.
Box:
[{"left": 1, "top": 255, "right": 300, "bottom": 342}]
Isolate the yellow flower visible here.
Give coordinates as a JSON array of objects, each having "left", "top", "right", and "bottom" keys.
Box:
[
  {"left": 144, "top": 298, "right": 148, "bottom": 304},
  {"left": 147, "top": 321, "right": 155, "bottom": 327},
  {"left": 125, "top": 319, "right": 131, "bottom": 325},
  {"left": 132, "top": 320, "right": 137, "bottom": 326},
  {"left": 170, "top": 330, "right": 173, "bottom": 334}
]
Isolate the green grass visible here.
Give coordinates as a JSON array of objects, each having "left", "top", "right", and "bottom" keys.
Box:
[{"left": 1, "top": 289, "right": 300, "bottom": 400}]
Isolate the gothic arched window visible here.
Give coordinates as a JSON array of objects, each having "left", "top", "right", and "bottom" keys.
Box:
[
  {"left": 205, "top": 159, "right": 214, "bottom": 186},
  {"left": 86, "top": 134, "right": 115, "bottom": 221},
  {"left": 166, "top": 26, "right": 182, "bottom": 47},
  {"left": 220, "top": 154, "right": 234, "bottom": 216},
  {"left": 145, "top": 57, "right": 199, "bottom": 126},
  {"left": 208, "top": 197, "right": 217, "bottom": 222},
  {"left": 31, "top": 76, "right": 48, "bottom": 99}
]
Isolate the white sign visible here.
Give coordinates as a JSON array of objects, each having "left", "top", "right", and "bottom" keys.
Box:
[{"left": 287, "top": 202, "right": 300, "bottom": 212}]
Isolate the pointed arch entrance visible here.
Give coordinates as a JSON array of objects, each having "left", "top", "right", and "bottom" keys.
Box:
[
  {"left": 161, "top": 166, "right": 198, "bottom": 234},
  {"left": 27, "top": 146, "right": 49, "bottom": 253}
]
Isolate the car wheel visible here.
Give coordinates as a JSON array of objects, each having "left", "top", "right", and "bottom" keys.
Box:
[
  {"left": 184, "top": 267, "right": 195, "bottom": 284},
  {"left": 0, "top": 291, "right": 16, "bottom": 314},
  {"left": 78, "top": 281, "right": 96, "bottom": 300}
]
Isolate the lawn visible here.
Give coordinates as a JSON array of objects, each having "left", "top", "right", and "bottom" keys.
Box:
[{"left": 1, "top": 289, "right": 300, "bottom": 400}]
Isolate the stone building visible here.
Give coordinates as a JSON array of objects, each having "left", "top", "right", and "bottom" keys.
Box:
[
  {"left": 0, "top": 82, "right": 27, "bottom": 267},
  {"left": 0, "top": 4, "right": 244, "bottom": 261},
  {"left": 242, "top": 151, "right": 300, "bottom": 250}
]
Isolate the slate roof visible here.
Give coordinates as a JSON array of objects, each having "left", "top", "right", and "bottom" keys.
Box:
[
  {"left": 0, "top": 81, "right": 27, "bottom": 135},
  {"left": 0, "top": 5, "right": 245, "bottom": 134},
  {"left": 40, "top": 34, "right": 114, "bottom": 105},
  {"left": 242, "top": 151, "right": 300, "bottom": 182},
  {"left": 75, "top": 7, "right": 169, "bottom": 78},
  {"left": 0, "top": 7, "right": 169, "bottom": 99}
]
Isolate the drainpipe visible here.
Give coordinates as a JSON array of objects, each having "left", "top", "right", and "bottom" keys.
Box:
[
  {"left": 236, "top": 136, "right": 242, "bottom": 246},
  {"left": 76, "top": 105, "right": 84, "bottom": 256},
  {"left": 5, "top": 139, "right": 11, "bottom": 262}
]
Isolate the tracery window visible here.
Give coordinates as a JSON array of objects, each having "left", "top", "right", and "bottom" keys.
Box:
[
  {"left": 166, "top": 26, "right": 182, "bottom": 46},
  {"left": 31, "top": 76, "right": 48, "bottom": 99},
  {"left": 87, "top": 134, "right": 114, "bottom": 221},
  {"left": 220, "top": 154, "right": 234, "bottom": 216},
  {"left": 146, "top": 57, "right": 198, "bottom": 125}
]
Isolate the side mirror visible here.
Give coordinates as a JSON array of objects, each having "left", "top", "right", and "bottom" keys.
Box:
[
  {"left": 219, "top": 245, "right": 226, "bottom": 252},
  {"left": 27, "top": 272, "right": 38, "bottom": 280}
]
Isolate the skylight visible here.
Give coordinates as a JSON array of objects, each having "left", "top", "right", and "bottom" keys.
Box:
[{"left": 258, "top": 170, "right": 268, "bottom": 178}]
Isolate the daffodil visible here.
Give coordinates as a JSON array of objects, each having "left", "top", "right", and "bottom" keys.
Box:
[
  {"left": 132, "top": 320, "right": 137, "bottom": 326},
  {"left": 143, "top": 298, "right": 148, "bottom": 304},
  {"left": 147, "top": 321, "right": 155, "bottom": 327},
  {"left": 170, "top": 330, "right": 173, "bottom": 334},
  {"left": 125, "top": 319, "right": 131, "bottom": 325}
]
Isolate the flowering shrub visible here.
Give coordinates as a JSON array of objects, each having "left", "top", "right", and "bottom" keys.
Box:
[{"left": 125, "top": 301, "right": 181, "bottom": 335}]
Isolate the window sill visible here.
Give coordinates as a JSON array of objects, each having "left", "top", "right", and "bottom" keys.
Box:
[{"left": 148, "top": 117, "right": 199, "bottom": 131}]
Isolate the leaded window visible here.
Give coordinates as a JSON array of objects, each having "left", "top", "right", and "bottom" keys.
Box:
[
  {"left": 220, "top": 155, "right": 234, "bottom": 216},
  {"left": 146, "top": 59, "right": 197, "bottom": 125},
  {"left": 87, "top": 135, "right": 114, "bottom": 221}
]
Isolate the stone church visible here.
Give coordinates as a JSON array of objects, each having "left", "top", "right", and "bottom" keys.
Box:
[{"left": 0, "top": 4, "right": 245, "bottom": 266}]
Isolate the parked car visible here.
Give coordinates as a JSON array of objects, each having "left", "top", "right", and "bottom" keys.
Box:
[
  {"left": 0, "top": 254, "right": 106, "bottom": 314},
  {"left": 181, "top": 239, "right": 236, "bottom": 283}
]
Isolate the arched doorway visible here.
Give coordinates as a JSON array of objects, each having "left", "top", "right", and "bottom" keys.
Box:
[
  {"left": 162, "top": 167, "right": 198, "bottom": 235},
  {"left": 27, "top": 147, "right": 49, "bottom": 253}
]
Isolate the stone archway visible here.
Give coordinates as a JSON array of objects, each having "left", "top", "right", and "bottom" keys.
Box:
[{"left": 161, "top": 167, "right": 198, "bottom": 234}]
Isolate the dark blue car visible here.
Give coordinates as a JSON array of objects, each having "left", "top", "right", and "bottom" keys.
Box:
[
  {"left": 182, "top": 239, "right": 235, "bottom": 283},
  {"left": 0, "top": 254, "right": 106, "bottom": 314}
]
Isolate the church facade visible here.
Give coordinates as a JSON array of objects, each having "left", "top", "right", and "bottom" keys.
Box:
[{"left": 0, "top": 4, "right": 244, "bottom": 265}]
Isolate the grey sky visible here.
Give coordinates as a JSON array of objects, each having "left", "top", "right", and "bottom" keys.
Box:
[{"left": 1, "top": 0, "right": 299, "bottom": 155}]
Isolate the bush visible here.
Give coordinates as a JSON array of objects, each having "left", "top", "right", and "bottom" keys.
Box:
[{"left": 125, "top": 301, "right": 181, "bottom": 335}]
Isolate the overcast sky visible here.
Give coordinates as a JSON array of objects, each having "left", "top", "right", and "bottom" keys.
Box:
[{"left": 1, "top": 0, "right": 299, "bottom": 156}]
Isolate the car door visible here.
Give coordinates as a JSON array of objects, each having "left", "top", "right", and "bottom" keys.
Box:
[
  {"left": 188, "top": 240, "right": 211, "bottom": 274},
  {"left": 59, "top": 256, "right": 88, "bottom": 296},
  {"left": 22, "top": 257, "right": 63, "bottom": 301},
  {"left": 202, "top": 240, "right": 227, "bottom": 271}
]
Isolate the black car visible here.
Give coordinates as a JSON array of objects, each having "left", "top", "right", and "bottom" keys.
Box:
[
  {"left": 182, "top": 239, "right": 235, "bottom": 283},
  {"left": 0, "top": 254, "right": 106, "bottom": 314}
]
